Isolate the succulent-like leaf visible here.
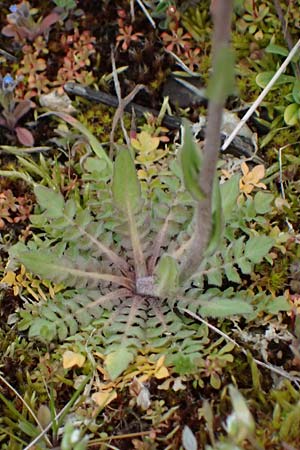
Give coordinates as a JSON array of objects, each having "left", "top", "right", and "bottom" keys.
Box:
[
  {"left": 284, "top": 103, "right": 300, "bottom": 126},
  {"left": 15, "top": 126, "right": 35, "bottom": 147},
  {"left": 13, "top": 100, "right": 35, "bottom": 123},
  {"left": 182, "top": 425, "right": 197, "bottom": 450},
  {"left": 179, "top": 120, "right": 204, "bottom": 201},
  {"left": 39, "top": 12, "right": 60, "bottom": 34}
]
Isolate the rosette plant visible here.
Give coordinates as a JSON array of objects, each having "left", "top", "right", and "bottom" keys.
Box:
[{"left": 7, "top": 2, "right": 279, "bottom": 379}]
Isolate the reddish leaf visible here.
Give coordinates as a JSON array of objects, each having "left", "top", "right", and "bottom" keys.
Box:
[
  {"left": 1, "top": 25, "right": 16, "bottom": 37},
  {"left": 1, "top": 24, "right": 29, "bottom": 41},
  {"left": 13, "top": 100, "right": 35, "bottom": 123},
  {"left": 15, "top": 127, "right": 34, "bottom": 146},
  {"left": 39, "top": 13, "right": 60, "bottom": 34}
]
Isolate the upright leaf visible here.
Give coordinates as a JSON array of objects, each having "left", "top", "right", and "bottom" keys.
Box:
[
  {"left": 112, "top": 148, "right": 146, "bottom": 277},
  {"left": 220, "top": 174, "right": 239, "bottom": 221},
  {"left": 154, "top": 254, "right": 179, "bottom": 297},
  {"left": 179, "top": 120, "right": 204, "bottom": 201},
  {"left": 112, "top": 149, "right": 141, "bottom": 213},
  {"left": 205, "top": 176, "right": 224, "bottom": 255},
  {"left": 207, "top": 46, "right": 235, "bottom": 103}
]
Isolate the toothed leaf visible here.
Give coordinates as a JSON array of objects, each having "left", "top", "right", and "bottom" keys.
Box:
[
  {"left": 34, "top": 185, "right": 64, "bottom": 218},
  {"left": 244, "top": 236, "right": 274, "bottom": 263}
]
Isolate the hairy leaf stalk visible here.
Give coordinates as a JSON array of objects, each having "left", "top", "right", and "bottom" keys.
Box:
[{"left": 179, "top": 0, "right": 234, "bottom": 282}]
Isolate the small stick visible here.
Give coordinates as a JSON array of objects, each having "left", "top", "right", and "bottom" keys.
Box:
[
  {"left": 222, "top": 37, "right": 300, "bottom": 152},
  {"left": 180, "top": 308, "right": 300, "bottom": 388}
]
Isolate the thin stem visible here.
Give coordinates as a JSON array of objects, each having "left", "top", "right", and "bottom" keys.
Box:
[{"left": 179, "top": 0, "right": 234, "bottom": 281}]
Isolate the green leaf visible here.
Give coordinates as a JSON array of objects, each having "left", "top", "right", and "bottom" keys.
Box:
[
  {"left": 112, "top": 148, "right": 142, "bottom": 214},
  {"left": 154, "top": 254, "right": 179, "bottom": 297},
  {"left": 224, "top": 265, "right": 241, "bottom": 283},
  {"left": 265, "top": 296, "right": 291, "bottom": 314},
  {"left": 244, "top": 236, "right": 274, "bottom": 263},
  {"left": 17, "top": 250, "right": 128, "bottom": 286},
  {"left": 206, "top": 177, "right": 224, "bottom": 255},
  {"left": 199, "top": 298, "right": 253, "bottom": 317},
  {"left": 210, "top": 372, "right": 221, "bottom": 389},
  {"left": 28, "top": 318, "right": 57, "bottom": 342},
  {"left": 112, "top": 148, "right": 146, "bottom": 277},
  {"left": 173, "top": 355, "right": 195, "bottom": 375},
  {"left": 207, "top": 46, "right": 235, "bottom": 103},
  {"left": 284, "top": 103, "right": 300, "bottom": 125},
  {"left": 228, "top": 385, "right": 255, "bottom": 441},
  {"left": 207, "top": 269, "right": 223, "bottom": 287},
  {"left": 237, "top": 257, "right": 252, "bottom": 274},
  {"left": 34, "top": 185, "right": 64, "bottom": 218},
  {"left": 105, "top": 347, "right": 134, "bottom": 380},
  {"left": 292, "top": 79, "right": 300, "bottom": 104},
  {"left": 254, "top": 191, "right": 274, "bottom": 214},
  {"left": 40, "top": 112, "right": 113, "bottom": 172},
  {"left": 265, "top": 43, "right": 289, "bottom": 57},
  {"left": 220, "top": 174, "right": 239, "bottom": 221},
  {"left": 180, "top": 120, "right": 204, "bottom": 201},
  {"left": 256, "top": 72, "right": 294, "bottom": 89}
]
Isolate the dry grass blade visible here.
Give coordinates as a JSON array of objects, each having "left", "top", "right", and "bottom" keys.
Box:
[{"left": 0, "top": 374, "right": 52, "bottom": 447}]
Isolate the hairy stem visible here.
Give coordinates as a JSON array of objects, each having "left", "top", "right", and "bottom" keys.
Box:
[{"left": 179, "top": 0, "right": 233, "bottom": 282}]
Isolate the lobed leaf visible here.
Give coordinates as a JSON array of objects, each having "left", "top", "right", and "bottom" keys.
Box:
[
  {"left": 244, "top": 236, "right": 274, "bottom": 263},
  {"left": 34, "top": 185, "right": 65, "bottom": 218}
]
